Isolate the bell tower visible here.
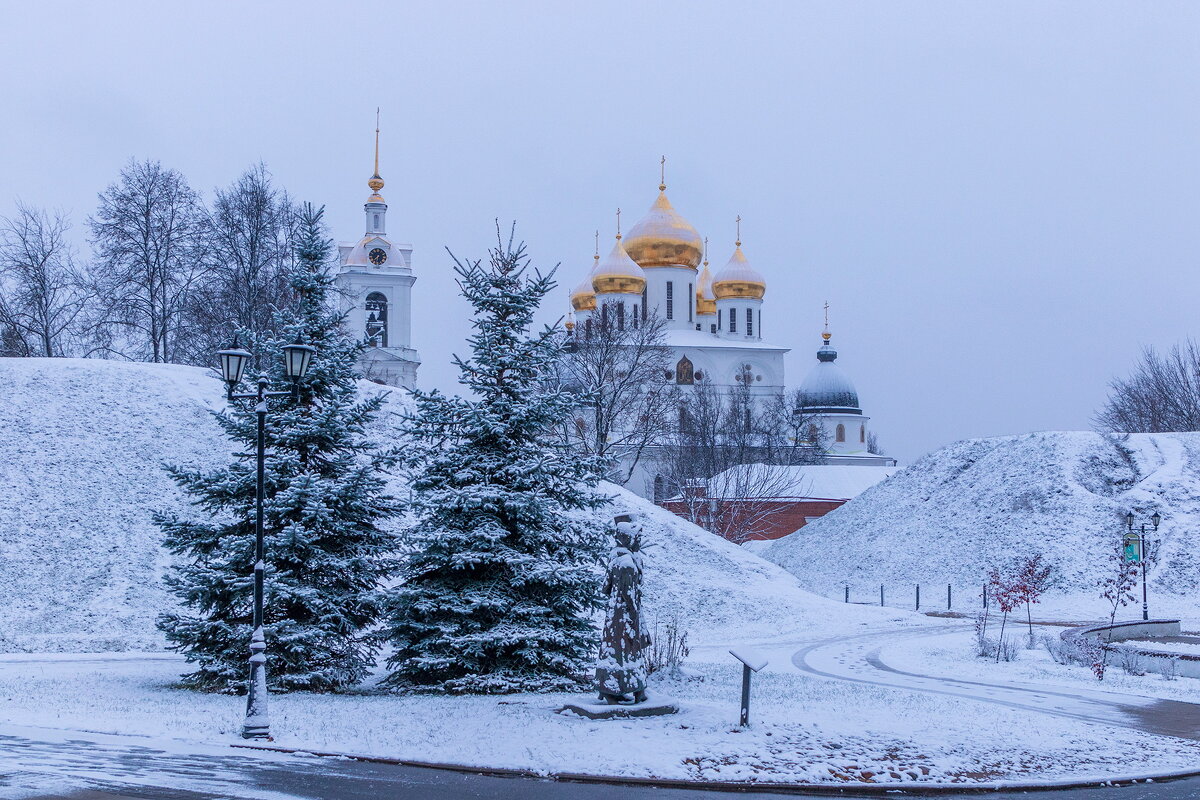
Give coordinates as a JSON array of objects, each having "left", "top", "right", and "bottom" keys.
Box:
[{"left": 335, "top": 111, "right": 421, "bottom": 388}]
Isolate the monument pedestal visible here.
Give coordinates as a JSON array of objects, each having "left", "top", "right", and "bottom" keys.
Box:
[{"left": 557, "top": 692, "right": 679, "bottom": 720}]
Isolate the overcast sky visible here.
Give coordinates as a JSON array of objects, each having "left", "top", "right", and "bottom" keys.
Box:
[{"left": 3, "top": 1, "right": 1199, "bottom": 464}]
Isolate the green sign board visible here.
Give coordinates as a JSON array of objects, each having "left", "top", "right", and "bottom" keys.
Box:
[{"left": 1123, "top": 533, "right": 1142, "bottom": 564}]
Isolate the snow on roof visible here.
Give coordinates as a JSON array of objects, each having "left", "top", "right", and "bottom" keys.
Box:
[{"left": 705, "top": 464, "right": 898, "bottom": 500}]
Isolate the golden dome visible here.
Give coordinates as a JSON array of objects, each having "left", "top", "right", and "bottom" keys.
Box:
[
  {"left": 696, "top": 259, "right": 716, "bottom": 316},
  {"left": 712, "top": 245, "right": 766, "bottom": 300},
  {"left": 591, "top": 237, "right": 646, "bottom": 295},
  {"left": 623, "top": 191, "right": 703, "bottom": 270},
  {"left": 570, "top": 266, "right": 597, "bottom": 312}
]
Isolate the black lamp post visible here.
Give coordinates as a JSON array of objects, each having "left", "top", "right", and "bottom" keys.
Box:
[
  {"left": 1125, "top": 511, "right": 1162, "bottom": 622},
  {"left": 217, "top": 338, "right": 316, "bottom": 740}
]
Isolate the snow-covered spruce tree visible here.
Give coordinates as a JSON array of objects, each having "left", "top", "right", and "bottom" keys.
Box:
[
  {"left": 156, "top": 203, "right": 398, "bottom": 693},
  {"left": 382, "top": 227, "right": 609, "bottom": 693}
]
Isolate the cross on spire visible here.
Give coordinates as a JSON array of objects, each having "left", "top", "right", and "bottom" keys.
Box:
[
  {"left": 659, "top": 155, "right": 666, "bottom": 191},
  {"left": 373, "top": 108, "right": 380, "bottom": 177},
  {"left": 616, "top": 208, "right": 622, "bottom": 239},
  {"left": 824, "top": 301, "right": 831, "bottom": 334},
  {"left": 703, "top": 236, "right": 709, "bottom": 266},
  {"left": 594, "top": 230, "right": 600, "bottom": 260},
  {"left": 735, "top": 215, "right": 742, "bottom": 247}
]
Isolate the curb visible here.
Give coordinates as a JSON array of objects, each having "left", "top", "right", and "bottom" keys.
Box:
[{"left": 230, "top": 742, "right": 1200, "bottom": 795}]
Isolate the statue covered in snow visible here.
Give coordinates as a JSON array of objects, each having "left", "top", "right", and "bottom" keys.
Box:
[{"left": 595, "top": 515, "right": 651, "bottom": 704}]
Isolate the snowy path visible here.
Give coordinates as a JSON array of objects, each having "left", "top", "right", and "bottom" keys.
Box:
[{"left": 792, "top": 622, "right": 1200, "bottom": 740}]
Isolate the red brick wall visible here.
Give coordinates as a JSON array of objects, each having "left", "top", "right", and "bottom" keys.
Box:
[{"left": 658, "top": 498, "right": 847, "bottom": 542}]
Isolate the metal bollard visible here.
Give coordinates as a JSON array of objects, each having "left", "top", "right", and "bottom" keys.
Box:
[{"left": 916, "top": 584, "right": 920, "bottom": 611}]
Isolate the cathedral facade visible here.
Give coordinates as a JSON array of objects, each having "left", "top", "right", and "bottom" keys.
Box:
[
  {"left": 566, "top": 176, "right": 890, "bottom": 497},
  {"left": 335, "top": 127, "right": 420, "bottom": 388}
]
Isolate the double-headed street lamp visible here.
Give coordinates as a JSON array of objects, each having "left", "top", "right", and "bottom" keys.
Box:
[
  {"left": 217, "top": 338, "right": 316, "bottom": 740},
  {"left": 1123, "top": 510, "right": 1162, "bottom": 622}
]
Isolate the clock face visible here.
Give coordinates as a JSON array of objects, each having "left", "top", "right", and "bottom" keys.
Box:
[{"left": 368, "top": 247, "right": 387, "bottom": 266}]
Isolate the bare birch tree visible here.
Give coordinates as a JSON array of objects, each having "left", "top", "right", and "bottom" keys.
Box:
[
  {"left": 0, "top": 203, "right": 90, "bottom": 357},
  {"left": 655, "top": 375, "right": 826, "bottom": 542},
  {"left": 88, "top": 160, "right": 208, "bottom": 363},
  {"left": 558, "top": 304, "right": 674, "bottom": 484},
  {"left": 1095, "top": 340, "right": 1200, "bottom": 433},
  {"left": 190, "top": 164, "right": 299, "bottom": 360}
]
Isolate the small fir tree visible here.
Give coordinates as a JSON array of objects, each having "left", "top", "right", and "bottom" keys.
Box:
[
  {"left": 382, "top": 226, "right": 608, "bottom": 693},
  {"left": 156, "top": 203, "right": 398, "bottom": 693}
]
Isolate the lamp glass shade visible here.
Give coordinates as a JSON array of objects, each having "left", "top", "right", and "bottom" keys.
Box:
[
  {"left": 1125, "top": 512, "right": 1134, "bottom": 530},
  {"left": 217, "top": 347, "right": 252, "bottom": 386},
  {"left": 282, "top": 342, "right": 316, "bottom": 379},
  {"left": 1151, "top": 512, "right": 1162, "bottom": 528}
]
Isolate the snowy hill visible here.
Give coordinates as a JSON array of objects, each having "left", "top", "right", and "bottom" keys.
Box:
[
  {"left": 762, "top": 431, "right": 1200, "bottom": 602},
  {"left": 0, "top": 357, "right": 866, "bottom": 654},
  {"left": 0, "top": 359, "right": 228, "bottom": 651},
  {"left": 0, "top": 358, "right": 409, "bottom": 652},
  {"left": 600, "top": 483, "right": 890, "bottom": 645}
]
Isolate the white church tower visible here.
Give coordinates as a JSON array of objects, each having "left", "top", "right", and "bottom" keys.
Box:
[{"left": 336, "top": 118, "right": 420, "bottom": 388}]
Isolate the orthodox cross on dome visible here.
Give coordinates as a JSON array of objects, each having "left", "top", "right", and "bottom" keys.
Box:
[
  {"left": 659, "top": 155, "right": 667, "bottom": 191},
  {"left": 616, "top": 208, "right": 622, "bottom": 240},
  {"left": 823, "top": 300, "right": 832, "bottom": 341},
  {"left": 703, "top": 236, "right": 709, "bottom": 266},
  {"left": 594, "top": 230, "right": 600, "bottom": 261},
  {"left": 735, "top": 215, "right": 742, "bottom": 247}
]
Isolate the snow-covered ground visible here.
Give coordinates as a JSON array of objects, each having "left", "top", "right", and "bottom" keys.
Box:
[
  {"left": 764, "top": 431, "right": 1200, "bottom": 611},
  {"left": 6, "top": 358, "right": 1200, "bottom": 787}
]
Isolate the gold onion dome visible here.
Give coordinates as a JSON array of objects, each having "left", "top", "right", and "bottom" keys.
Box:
[
  {"left": 570, "top": 258, "right": 598, "bottom": 311},
  {"left": 622, "top": 190, "right": 703, "bottom": 270},
  {"left": 696, "top": 258, "right": 716, "bottom": 315},
  {"left": 591, "top": 237, "right": 646, "bottom": 295},
  {"left": 712, "top": 244, "right": 766, "bottom": 300}
]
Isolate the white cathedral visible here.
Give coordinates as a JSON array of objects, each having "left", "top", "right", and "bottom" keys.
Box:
[
  {"left": 565, "top": 175, "right": 893, "bottom": 495},
  {"left": 332, "top": 131, "right": 889, "bottom": 496}
]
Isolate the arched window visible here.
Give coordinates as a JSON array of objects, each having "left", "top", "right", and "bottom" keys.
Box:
[
  {"left": 835, "top": 424, "right": 846, "bottom": 443},
  {"left": 675, "top": 355, "right": 694, "bottom": 385},
  {"left": 616, "top": 301, "right": 625, "bottom": 331},
  {"left": 807, "top": 424, "right": 819, "bottom": 442},
  {"left": 746, "top": 307, "right": 753, "bottom": 336},
  {"left": 860, "top": 424, "right": 866, "bottom": 443},
  {"left": 373, "top": 213, "right": 380, "bottom": 230},
  {"left": 365, "top": 292, "right": 388, "bottom": 347}
]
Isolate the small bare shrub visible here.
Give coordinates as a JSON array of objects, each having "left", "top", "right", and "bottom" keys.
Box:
[
  {"left": 1155, "top": 656, "right": 1179, "bottom": 681},
  {"left": 1044, "top": 634, "right": 1102, "bottom": 669},
  {"left": 1117, "top": 648, "right": 1147, "bottom": 676},
  {"left": 646, "top": 616, "right": 690, "bottom": 678},
  {"left": 995, "top": 637, "right": 1020, "bottom": 662}
]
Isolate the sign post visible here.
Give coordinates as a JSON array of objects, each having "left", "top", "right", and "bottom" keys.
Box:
[{"left": 729, "top": 648, "right": 768, "bottom": 726}]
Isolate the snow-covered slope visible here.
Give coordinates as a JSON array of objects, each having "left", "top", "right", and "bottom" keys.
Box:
[
  {"left": 0, "top": 357, "right": 869, "bottom": 654},
  {"left": 0, "top": 359, "right": 228, "bottom": 651},
  {"left": 0, "top": 358, "right": 409, "bottom": 653},
  {"left": 763, "top": 431, "right": 1200, "bottom": 601},
  {"left": 600, "top": 483, "right": 892, "bottom": 645}
]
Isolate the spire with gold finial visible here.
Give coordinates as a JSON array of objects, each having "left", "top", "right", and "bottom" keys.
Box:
[
  {"left": 659, "top": 155, "right": 666, "bottom": 192},
  {"left": 823, "top": 300, "right": 831, "bottom": 342},
  {"left": 696, "top": 236, "right": 716, "bottom": 316},
  {"left": 367, "top": 108, "right": 385, "bottom": 201}
]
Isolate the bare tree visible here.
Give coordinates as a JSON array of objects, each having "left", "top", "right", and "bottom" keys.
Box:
[
  {"left": 0, "top": 203, "right": 90, "bottom": 357},
  {"left": 1095, "top": 340, "right": 1200, "bottom": 433},
  {"left": 867, "top": 430, "right": 884, "bottom": 455},
  {"left": 558, "top": 304, "right": 674, "bottom": 484},
  {"left": 655, "top": 375, "right": 826, "bottom": 542},
  {"left": 88, "top": 159, "right": 208, "bottom": 363},
  {"left": 191, "top": 164, "right": 299, "bottom": 360}
]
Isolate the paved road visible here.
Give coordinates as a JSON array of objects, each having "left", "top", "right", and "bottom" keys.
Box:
[
  {"left": 4, "top": 718, "right": 1200, "bottom": 800},
  {"left": 793, "top": 623, "right": 1200, "bottom": 740}
]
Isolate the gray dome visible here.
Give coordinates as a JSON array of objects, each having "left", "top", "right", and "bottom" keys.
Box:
[{"left": 799, "top": 337, "right": 861, "bottom": 413}]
